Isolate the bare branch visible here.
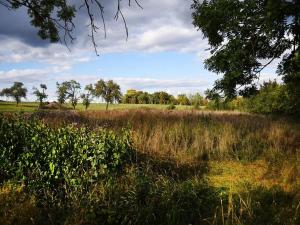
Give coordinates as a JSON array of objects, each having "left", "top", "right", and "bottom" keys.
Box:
[{"left": 0, "top": 0, "right": 143, "bottom": 54}]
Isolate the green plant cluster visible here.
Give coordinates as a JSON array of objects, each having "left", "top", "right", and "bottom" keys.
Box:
[{"left": 0, "top": 114, "right": 133, "bottom": 199}]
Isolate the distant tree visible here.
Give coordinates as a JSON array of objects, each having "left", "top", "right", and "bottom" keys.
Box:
[
  {"left": 56, "top": 80, "right": 81, "bottom": 109},
  {"left": 170, "top": 95, "right": 178, "bottom": 105},
  {"left": 177, "top": 94, "right": 190, "bottom": 105},
  {"left": 152, "top": 91, "right": 173, "bottom": 104},
  {"left": 81, "top": 84, "right": 94, "bottom": 110},
  {"left": 205, "top": 89, "right": 223, "bottom": 110},
  {"left": 94, "top": 79, "right": 122, "bottom": 110},
  {"left": 33, "top": 84, "right": 48, "bottom": 107},
  {"left": 246, "top": 81, "right": 291, "bottom": 114},
  {"left": 56, "top": 82, "right": 68, "bottom": 106},
  {"left": 190, "top": 93, "right": 203, "bottom": 105},
  {"left": 0, "top": 82, "right": 27, "bottom": 106},
  {"left": 122, "top": 89, "right": 139, "bottom": 104},
  {"left": 65, "top": 80, "right": 81, "bottom": 110},
  {"left": 190, "top": 93, "right": 204, "bottom": 109},
  {"left": 137, "top": 92, "right": 150, "bottom": 104}
]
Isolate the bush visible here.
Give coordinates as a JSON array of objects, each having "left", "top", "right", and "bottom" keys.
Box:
[
  {"left": 0, "top": 114, "right": 133, "bottom": 200},
  {"left": 167, "top": 103, "right": 176, "bottom": 110},
  {"left": 245, "top": 81, "right": 291, "bottom": 114}
]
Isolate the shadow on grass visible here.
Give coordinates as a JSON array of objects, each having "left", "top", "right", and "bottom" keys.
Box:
[{"left": 133, "top": 151, "right": 209, "bottom": 181}]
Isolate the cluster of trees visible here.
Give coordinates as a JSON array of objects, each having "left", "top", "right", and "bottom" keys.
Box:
[
  {"left": 1, "top": 80, "right": 298, "bottom": 115},
  {"left": 0, "top": 81, "right": 206, "bottom": 109},
  {"left": 55, "top": 79, "right": 122, "bottom": 110},
  {"left": 0, "top": 79, "right": 121, "bottom": 110},
  {"left": 122, "top": 90, "right": 206, "bottom": 107},
  {"left": 206, "top": 81, "right": 299, "bottom": 115}
]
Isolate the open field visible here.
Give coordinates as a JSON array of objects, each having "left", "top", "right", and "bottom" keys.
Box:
[
  {"left": 0, "top": 102, "right": 194, "bottom": 112},
  {"left": 0, "top": 109, "right": 299, "bottom": 225}
]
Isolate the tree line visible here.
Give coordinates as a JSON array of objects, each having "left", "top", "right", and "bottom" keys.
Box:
[
  {"left": 122, "top": 90, "right": 206, "bottom": 107},
  {"left": 1, "top": 79, "right": 298, "bottom": 115},
  {"left": 0, "top": 80, "right": 206, "bottom": 110}
]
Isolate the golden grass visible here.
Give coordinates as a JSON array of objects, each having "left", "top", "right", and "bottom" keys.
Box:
[{"left": 0, "top": 184, "right": 37, "bottom": 225}]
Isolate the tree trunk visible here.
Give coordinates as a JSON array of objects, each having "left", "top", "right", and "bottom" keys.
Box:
[{"left": 106, "top": 102, "right": 109, "bottom": 110}]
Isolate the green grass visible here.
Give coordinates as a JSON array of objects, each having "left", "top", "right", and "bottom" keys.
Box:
[
  {"left": 0, "top": 102, "right": 39, "bottom": 112},
  {"left": 0, "top": 102, "right": 193, "bottom": 112}
]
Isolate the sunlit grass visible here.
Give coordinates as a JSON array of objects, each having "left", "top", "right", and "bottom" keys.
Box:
[{"left": 0, "top": 101, "right": 193, "bottom": 112}]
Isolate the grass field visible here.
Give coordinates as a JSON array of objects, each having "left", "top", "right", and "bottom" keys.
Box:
[
  {"left": 0, "top": 101, "right": 194, "bottom": 112},
  {"left": 0, "top": 109, "right": 299, "bottom": 224}
]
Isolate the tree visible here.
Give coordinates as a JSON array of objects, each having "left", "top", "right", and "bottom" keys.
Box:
[
  {"left": 94, "top": 79, "right": 121, "bottom": 110},
  {"left": 205, "top": 88, "right": 223, "bottom": 110},
  {"left": 192, "top": 0, "right": 300, "bottom": 109},
  {"left": 0, "top": 82, "right": 27, "bottom": 106},
  {"left": 33, "top": 84, "right": 48, "bottom": 107},
  {"left": 64, "top": 80, "right": 81, "bottom": 109},
  {"left": 190, "top": 93, "right": 204, "bottom": 106},
  {"left": 177, "top": 94, "right": 190, "bottom": 105},
  {"left": 137, "top": 92, "right": 150, "bottom": 104},
  {"left": 123, "top": 89, "right": 137, "bottom": 104},
  {"left": 56, "top": 80, "right": 81, "bottom": 109},
  {"left": 152, "top": 91, "right": 173, "bottom": 105},
  {"left": 246, "top": 81, "right": 291, "bottom": 114},
  {"left": 56, "top": 82, "right": 68, "bottom": 106},
  {"left": 0, "top": 0, "right": 142, "bottom": 54},
  {"left": 81, "top": 84, "right": 94, "bottom": 110}
]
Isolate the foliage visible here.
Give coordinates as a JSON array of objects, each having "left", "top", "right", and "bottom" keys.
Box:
[
  {"left": 0, "top": 114, "right": 133, "bottom": 201},
  {"left": 94, "top": 79, "right": 122, "bottom": 110},
  {"left": 122, "top": 90, "right": 179, "bottom": 105},
  {"left": 177, "top": 94, "right": 190, "bottom": 105},
  {"left": 0, "top": 82, "right": 27, "bottom": 106},
  {"left": 56, "top": 80, "right": 81, "bottom": 109},
  {"left": 152, "top": 91, "right": 176, "bottom": 105},
  {"left": 1, "top": 0, "right": 142, "bottom": 54},
  {"left": 245, "top": 81, "right": 294, "bottom": 114},
  {"left": 81, "top": 84, "right": 94, "bottom": 110},
  {"left": 192, "top": 0, "right": 300, "bottom": 102},
  {"left": 32, "top": 84, "right": 48, "bottom": 107},
  {"left": 189, "top": 92, "right": 204, "bottom": 108},
  {"left": 56, "top": 82, "right": 68, "bottom": 106},
  {"left": 167, "top": 103, "right": 176, "bottom": 110}
]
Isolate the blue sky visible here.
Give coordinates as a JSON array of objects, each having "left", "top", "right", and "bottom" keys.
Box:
[{"left": 0, "top": 0, "right": 278, "bottom": 101}]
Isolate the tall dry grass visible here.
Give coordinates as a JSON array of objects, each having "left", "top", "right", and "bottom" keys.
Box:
[{"left": 36, "top": 109, "right": 300, "bottom": 164}]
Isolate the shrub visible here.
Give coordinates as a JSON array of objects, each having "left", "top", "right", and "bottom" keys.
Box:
[
  {"left": 0, "top": 114, "right": 133, "bottom": 200},
  {"left": 167, "top": 103, "right": 176, "bottom": 110}
]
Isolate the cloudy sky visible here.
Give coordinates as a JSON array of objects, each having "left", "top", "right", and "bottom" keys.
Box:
[{"left": 0, "top": 0, "right": 278, "bottom": 101}]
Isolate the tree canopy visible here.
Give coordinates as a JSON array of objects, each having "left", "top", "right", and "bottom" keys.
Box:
[
  {"left": 192, "top": 0, "right": 300, "bottom": 107},
  {"left": 94, "top": 79, "right": 122, "bottom": 110},
  {"left": 0, "top": 82, "right": 27, "bottom": 106},
  {"left": 33, "top": 84, "right": 48, "bottom": 107},
  {"left": 81, "top": 84, "right": 94, "bottom": 110}
]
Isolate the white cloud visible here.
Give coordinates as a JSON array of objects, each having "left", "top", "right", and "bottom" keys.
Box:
[{"left": 0, "top": 65, "right": 75, "bottom": 84}]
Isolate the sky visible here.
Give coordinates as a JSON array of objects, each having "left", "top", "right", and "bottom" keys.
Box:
[{"left": 0, "top": 0, "right": 279, "bottom": 101}]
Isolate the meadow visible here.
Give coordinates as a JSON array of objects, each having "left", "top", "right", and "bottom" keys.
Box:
[
  {"left": 0, "top": 102, "right": 194, "bottom": 112},
  {"left": 0, "top": 107, "right": 299, "bottom": 225}
]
